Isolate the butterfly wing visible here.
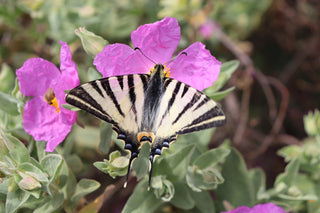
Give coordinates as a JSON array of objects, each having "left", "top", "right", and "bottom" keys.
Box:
[
  {"left": 150, "top": 77, "right": 226, "bottom": 154},
  {"left": 66, "top": 74, "right": 149, "bottom": 185}
]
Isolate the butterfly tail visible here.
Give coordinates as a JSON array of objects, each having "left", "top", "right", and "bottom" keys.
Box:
[
  {"left": 124, "top": 152, "right": 138, "bottom": 188},
  {"left": 148, "top": 155, "right": 155, "bottom": 190}
]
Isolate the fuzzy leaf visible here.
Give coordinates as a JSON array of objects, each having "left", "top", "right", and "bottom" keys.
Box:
[
  {"left": 1, "top": 132, "right": 30, "bottom": 164},
  {"left": 0, "top": 91, "right": 20, "bottom": 116},
  {"left": 40, "top": 154, "right": 63, "bottom": 182},
  {"left": 34, "top": 193, "right": 64, "bottom": 213},
  {"left": 193, "top": 147, "right": 230, "bottom": 169},
  {"left": 71, "top": 179, "right": 100, "bottom": 204},
  {"left": 170, "top": 182, "right": 195, "bottom": 210},
  {"left": 99, "top": 122, "right": 112, "bottom": 154},
  {"left": 122, "top": 180, "right": 162, "bottom": 213},
  {"left": 5, "top": 189, "right": 30, "bottom": 213},
  {"left": 17, "top": 162, "right": 48, "bottom": 184},
  {"left": 154, "top": 144, "right": 195, "bottom": 180},
  {"left": 216, "top": 148, "right": 255, "bottom": 211}
]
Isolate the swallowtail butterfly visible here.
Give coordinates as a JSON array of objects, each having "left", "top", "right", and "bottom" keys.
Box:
[{"left": 65, "top": 63, "right": 226, "bottom": 187}]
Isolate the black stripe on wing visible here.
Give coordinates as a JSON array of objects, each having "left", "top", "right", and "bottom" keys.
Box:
[
  {"left": 172, "top": 92, "right": 198, "bottom": 125},
  {"left": 101, "top": 78, "right": 125, "bottom": 116},
  {"left": 66, "top": 86, "right": 115, "bottom": 124},
  {"left": 177, "top": 105, "right": 226, "bottom": 134}
]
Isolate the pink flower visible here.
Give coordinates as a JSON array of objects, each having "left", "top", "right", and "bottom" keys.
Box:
[
  {"left": 94, "top": 17, "right": 221, "bottom": 91},
  {"left": 222, "top": 203, "right": 287, "bottom": 213},
  {"left": 17, "top": 41, "right": 79, "bottom": 152},
  {"left": 200, "top": 19, "right": 219, "bottom": 39}
]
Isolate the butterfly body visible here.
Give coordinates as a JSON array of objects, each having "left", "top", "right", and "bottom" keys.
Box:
[{"left": 66, "top": 64, "right": 226, "bottom": 187}]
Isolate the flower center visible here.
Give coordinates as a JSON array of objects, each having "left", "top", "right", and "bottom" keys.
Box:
[
  {"left": 44, "top": 88, "right": 60, "bottom": 113},
  {"left": 149, "top": 64, "right": 171, "bottom": 77}
]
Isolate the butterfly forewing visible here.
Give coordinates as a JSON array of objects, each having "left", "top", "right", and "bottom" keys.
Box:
[{"left": 66, "top": 74, "right": 149, "bottom": 133}]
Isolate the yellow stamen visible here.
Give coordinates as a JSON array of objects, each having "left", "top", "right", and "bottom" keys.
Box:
[
  {"left": 44, "top": 88, "right": 60, "bottom": 113},
  {"left": 163, "top": 64, "right": 171, "bottom": 77},
  {"left": 148, "top": 64, "right": 171, "bottom": 77}
]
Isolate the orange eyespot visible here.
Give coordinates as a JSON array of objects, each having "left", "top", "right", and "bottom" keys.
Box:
[{"left": 137, "top": 132, "right": 155, "bottom": 149}]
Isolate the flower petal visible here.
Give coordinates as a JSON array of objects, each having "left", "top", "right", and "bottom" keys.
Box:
[
  {"left": 169, "top": 42, "right": 221, "bottom": 91},
  {"left": 251, "top": 203, "right": 287, "bottom": 213},
  {"left": 52, "top": 41, "right": 79, "bottom": 124},
  {"left": 131, "top": 17, "right": 180, "bottom": 64},
  {"left": 221, "top": 206, "right": 251, "bottom": 213},
  {"left": 23, "top": 97, "right": 72, "bottom": 152},
  {"left": 221, "top": 203, "right": 287, "bottom": 213},
  {"left": 94, "top": 43, "right": 153, "bottom": 77},
  {"left": 16, "top": 58, "right": 60, "bottom": 97},
  {"left": 59, "top": 41, "right": 80, "bottom": 88}
]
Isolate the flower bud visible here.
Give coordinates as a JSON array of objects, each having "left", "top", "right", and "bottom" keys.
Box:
[
  {"left": 304, "top": 109, "right": 320, "bottom": 136},
  {"left": 75, "top": 27, "right": 108, "bottom": 58},
  {"left": 18, "top": 176, "right": 41, "bottom": 191}
]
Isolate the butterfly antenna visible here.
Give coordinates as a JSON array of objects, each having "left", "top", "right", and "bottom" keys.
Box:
[
  {"left": 134, "top": 47, "right": 156, "bottom": 65},
  {"left": 165, "top": 51, "right": 187, "bottom": 66}
]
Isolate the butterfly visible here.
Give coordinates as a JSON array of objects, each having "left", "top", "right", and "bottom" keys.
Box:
[{"left": 65, "top": 63, "right": 226, "bottom": 187}]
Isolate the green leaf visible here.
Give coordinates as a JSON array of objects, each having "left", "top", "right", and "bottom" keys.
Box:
[
  {"left": 5, "top": 189, "right": 30, "bottom": 213},
  {"left": 190, "top": 191, "right": 216, "bottom": 213},
  {"left": 193, "top": 147, "right": 230, "bottom": 169},
  {"left": 186, "top": 166, "right": 224, "bottom": 192},
  {"left": 170, "top": 182, "right": 195, "bottom": 210},
  {"left": 61, "top": 104, "right": 81, "bottom": 111},
  {"left": 17, "top": 162, "right": 49, "bottom": 184},
  {"left": 248, "top": 168, "right": 266, "bottom": 199},
  {"left": 99, "top": 122, "right": 112, "bottom": 154},
  {"left": 176, "top": 129, "right": 215, "bottom": 152},
  {"left": 275, "top": 158, "right": 300, "bottom": 186},
  {"left": 132, "top": 143, "right": 150, "bottom": 180},
  {"left": 66, "top": 154, "right": 83, "bottom": 174},
  {"left": 61, "top": 164, "right": 76, "bottom": 198},
  {"left": 0, "top": 90, "right": 20, "bottom": 115},
  {"left": 1, "top": 131, "right": 30, "bottom": 164},
  {"left": 206, "top": 87, "right": 235, "bottom": 101},
  {"left": 0, "top": 134, "right": 9, "bottom": 158},
  {"left": 0, "top": 179, "right": 9, "bottom": 194},
  {"left": 0, "top": 64, "right": 15, "bottom": 94},
  {"left": 94, "top": 150, "right": 129, "bottom": 178},
  {"left": 216, "top": 148, "right": 255, "bottom": 211},
  {"left": 154, "top": 144, "right": 195, "bottom": 180},
  {"left": 35, "top": 140, "right": 47, "bottom": 161},
  {"left": 151, "top": 175, "right": 175, "bottom": 202},
  {"left": 70, "top": 179, "right": 100, "bottom": 204},
  {"left": 73, "top": 125, "right": 100, "bottom": 150},
  {"left": 210, "top": 60, "right": 239, "bottom": 92},
  {"left": 40, "top": 154, "right": 63, "bottom": 182},
  {"left": 122, "top": 180, "right": 162, "bottom": 213},
  {"left": 277, "top": 145, "right": 302, "bottom": 162},
  {"left": 34, "top": 193, "right": 64, "bottom": 213}
]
